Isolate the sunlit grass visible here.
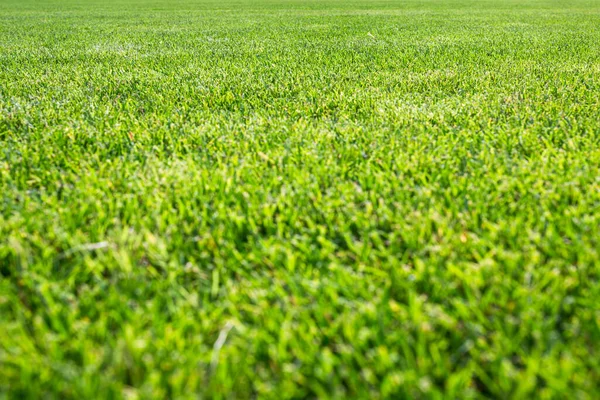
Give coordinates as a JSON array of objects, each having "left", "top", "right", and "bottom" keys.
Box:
[{"left": 1, "top": 0, "right": 600, "bottom": 397}]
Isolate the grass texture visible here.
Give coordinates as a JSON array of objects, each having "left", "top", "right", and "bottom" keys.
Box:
[{"left": 1, "top": 0, "right": 600, "bottom": 398}]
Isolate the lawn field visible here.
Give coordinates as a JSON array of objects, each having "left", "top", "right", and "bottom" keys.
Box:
[{"left": 1, "top": 0, "right": 600, "bottom": 397}]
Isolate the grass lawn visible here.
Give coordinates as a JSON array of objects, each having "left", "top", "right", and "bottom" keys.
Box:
[{"left": 1, "top": 0, "right": 600, "bottom": 397}]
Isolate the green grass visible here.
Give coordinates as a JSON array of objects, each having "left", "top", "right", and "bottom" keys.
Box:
[{"left": 1, "top": 0, "right": 600, "bottom": 397}]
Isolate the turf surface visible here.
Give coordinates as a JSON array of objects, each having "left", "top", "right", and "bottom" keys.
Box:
[{"left": 1, "top": 0, "right": 600, "bottom": 398}]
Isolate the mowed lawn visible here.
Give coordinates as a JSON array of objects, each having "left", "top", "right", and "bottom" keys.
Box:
[{"left": 1, "top": 0, "right": 600, "bottom": 397}]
